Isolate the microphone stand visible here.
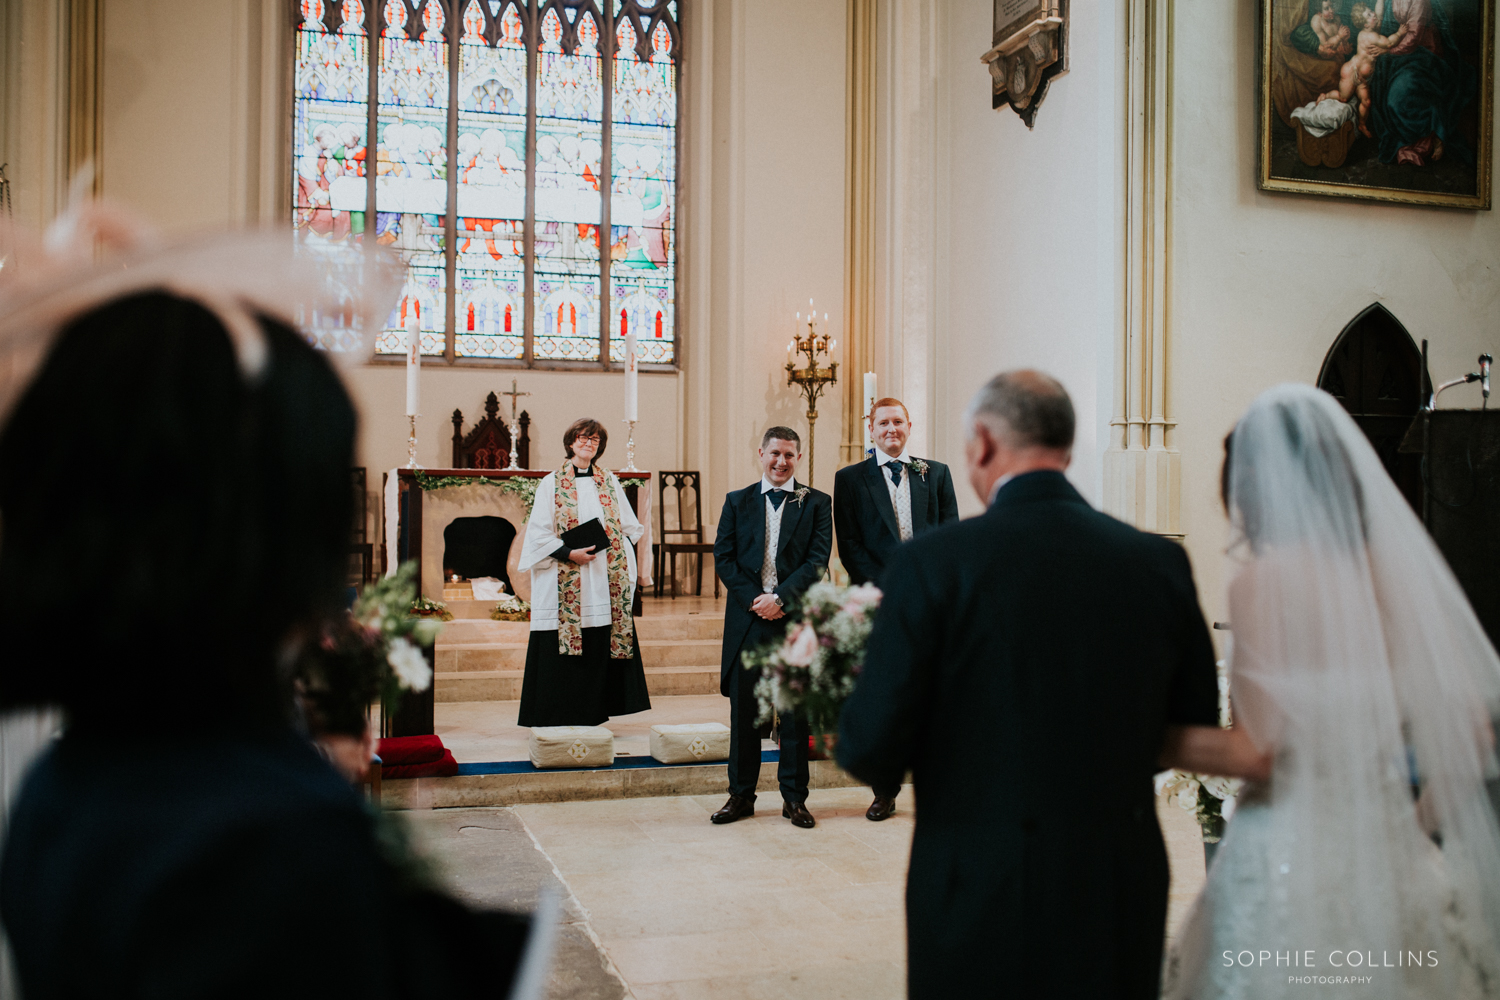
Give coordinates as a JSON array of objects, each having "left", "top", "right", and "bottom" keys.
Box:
[{"left": 1426, "top": 353, "right": 1493, "bottom": 411}]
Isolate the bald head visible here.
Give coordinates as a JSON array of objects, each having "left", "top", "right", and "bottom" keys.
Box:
[
  {"left": 966, "top": 370, "right": 1075, "bottom": 450},
  {"left": 964, "top": 369, "right": 1074, "bottom": 504}
]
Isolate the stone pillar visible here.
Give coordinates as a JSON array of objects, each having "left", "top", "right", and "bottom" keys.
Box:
[
  {"left": 1103, "top": 0, "right": 1180, "bottom": 537},
  {"left": 840, "top": 0, "right": 877, "bottom": 465}
]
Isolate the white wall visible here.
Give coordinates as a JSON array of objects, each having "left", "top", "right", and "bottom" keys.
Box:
[
  {"left": 693, "top": 0, "right": 847, "bottom": 512},
  {"left": 1171, "top": 2, "right": 1500, "bottom": 623},
  {"left": 344, "top": 364, "right": 682, "bottom": 480},
  {"left": 923, "top": 0, "right": 1122, "bottom": 515}
]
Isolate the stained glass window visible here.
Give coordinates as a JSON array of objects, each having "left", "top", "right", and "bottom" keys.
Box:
[
  {"left": 292, "top": 0, "right": 371, "bottom": 350},
  {"left": 291, "top": 0, "right": 681, "bottom": 368},
  {"left": 608, "top": 5, "right": 676, "bottom": 364}
]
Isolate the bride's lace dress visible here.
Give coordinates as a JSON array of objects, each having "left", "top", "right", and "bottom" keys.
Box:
[
  {"left": 1162, "top": 385, "right": 1500, "bottom": 1000},
  {"left": 1165, "top": 796, "right": 1497, "bottom": 999}
]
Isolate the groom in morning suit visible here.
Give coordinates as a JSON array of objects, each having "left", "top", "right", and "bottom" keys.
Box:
[
  {"left": 836, "top": 371, "right": 1270, "bottom": 1000},
  {"left": 833, "top": 397, "right": 958, "bottom": 821},
  {"left": 710, "top": 426, "right": 832, "bottom": 829}
]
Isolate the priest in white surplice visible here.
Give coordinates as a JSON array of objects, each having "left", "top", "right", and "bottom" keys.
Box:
[{"left": 516, "top": 418, "right": 651, "bottom": 726}]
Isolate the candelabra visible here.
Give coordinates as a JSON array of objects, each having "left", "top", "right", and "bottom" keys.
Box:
[{"left": 785, "top": 305, "right": 839, "bottom": 488}]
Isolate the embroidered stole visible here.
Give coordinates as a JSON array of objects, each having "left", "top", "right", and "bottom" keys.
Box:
[{"left": 553, "top": 462, "right": 634, "bottom": 657}]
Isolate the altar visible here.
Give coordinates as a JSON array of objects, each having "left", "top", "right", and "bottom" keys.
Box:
[{"left": 382, "top": 467, "right": 655, "bottom": 605}]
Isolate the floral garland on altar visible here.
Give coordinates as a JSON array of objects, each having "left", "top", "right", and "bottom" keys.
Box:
[{"left": 413, "top": 471, "right": 540, "bottom": 512}]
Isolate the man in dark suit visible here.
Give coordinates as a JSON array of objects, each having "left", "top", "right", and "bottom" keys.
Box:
[
  {"left": 833, "top": 396, "right": 959, "bottom": 821},
  {"left": 836, "top": 371, "right": 1270, "bottom": 999},
  {"left": 710, "top": 426, "right": 832, "bottom": 829}
]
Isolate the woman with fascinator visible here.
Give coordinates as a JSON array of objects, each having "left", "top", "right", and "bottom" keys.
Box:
[
  {"left": 0, "top": 203, "right": 544, "bottom": 997},
  {"left": 1164, "top": 384, "right": 1500, "bottom": 999},
  {"left": 516, "top": 418, "right": 651, "bottom": 727}
]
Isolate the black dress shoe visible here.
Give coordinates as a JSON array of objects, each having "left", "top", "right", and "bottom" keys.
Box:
[
  {"left": 782, "top": 800, "right": 816, "bottom": 828},
  {"left": 710, "top": 794, "right": 755, "bottom": 824},
  {"left": 865, "top": 796, "right": 897, "bottom": 822}
]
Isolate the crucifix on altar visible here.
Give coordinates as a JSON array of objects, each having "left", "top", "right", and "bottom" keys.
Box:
[{"left": 499, "top": 379, "right": 531, "bottom": 470}]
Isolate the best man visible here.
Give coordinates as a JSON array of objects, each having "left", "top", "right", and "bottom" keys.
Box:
[{"left": 832, "top": 397, "right": 959, "bottom": 820}]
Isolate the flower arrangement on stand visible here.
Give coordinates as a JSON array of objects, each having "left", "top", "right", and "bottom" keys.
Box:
[
  {"left": 294, "top": 560, "right": 445, "bottom": 777},
  {"left": 408, "top": 593, "right": 453, "bottom": 622},
  {"left": 1154, "top": 659, "right": 1242, "bottom": 862},
  {"left": 350, "top": 561, "right": 445, "bottom": 721},
  {"left": 489, "top": 594, "right": 531, "bottom": 622},
  {"left": 744, "top": 581, "right": 882, "bottom": 752}
]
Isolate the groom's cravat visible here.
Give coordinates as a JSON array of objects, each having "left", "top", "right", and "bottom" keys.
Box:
[
  {"left": 881, "top": 459, "right": 914, "bottom": 542},
  {"left": 761, "top": 485, "right": 790, "bottom": 592}
]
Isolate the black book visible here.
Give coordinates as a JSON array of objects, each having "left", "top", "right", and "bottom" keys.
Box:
[{"left": 559, "top": 518, "right": 610, "bottom": 554}]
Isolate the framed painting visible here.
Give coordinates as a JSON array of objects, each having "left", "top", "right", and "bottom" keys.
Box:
[{"left": 1259, "top": 0, "right": 1493, "bottom": 210}]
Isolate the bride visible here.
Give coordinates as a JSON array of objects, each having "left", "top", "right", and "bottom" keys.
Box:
[{"left": 1165, "top": 384, "right": 1500, "bottom": 999}]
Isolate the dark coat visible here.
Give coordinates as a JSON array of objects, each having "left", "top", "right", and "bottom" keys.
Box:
[
  {"left": 833, "top": 455, "right": 960, "bottom": 586},
  {"left": 836, "top": 470, "right": 1220, "bottom": 1000},
  {"left": 712, "top": 483, "right": 833, "bottom": 695},
  {"left": 0, "top": 730, "right": 529, "bottom": 999}
]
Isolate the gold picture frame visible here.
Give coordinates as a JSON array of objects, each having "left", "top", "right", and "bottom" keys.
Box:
[{"left": 1259, "top": 0, "right": 1493, "bottom": 210}]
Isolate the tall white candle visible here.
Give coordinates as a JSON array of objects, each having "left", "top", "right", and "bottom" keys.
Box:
[
  {"left": 405, "top": 304, "right": 421, "bottom": 417},
  {"left": 624, "top": 329, "right": 639, "bottom": 423},
  {"left": 863, "top": 371, "right": 877, "bottom": 453}
]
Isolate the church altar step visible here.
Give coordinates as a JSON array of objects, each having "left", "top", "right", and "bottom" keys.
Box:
[
  {"left": 437, "top": 615, "right": 724, "bottom": 644},
  {"left": 436, "top": 663, "right": 719, "bottom": 702},
  {"left": 436, "top": 638, "right": 721, "bottom": 674},
  {"left": 379, "top": 758, "right": 861, "bottom": 810}
]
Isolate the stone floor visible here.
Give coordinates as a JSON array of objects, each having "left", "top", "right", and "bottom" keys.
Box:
[{"left": 406, "top": 787, "right": 1209, "bottom": 999}]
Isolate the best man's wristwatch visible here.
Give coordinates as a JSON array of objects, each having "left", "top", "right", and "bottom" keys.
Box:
[{"left": 772, "top": 595, "right": 783, "bottom": 607}]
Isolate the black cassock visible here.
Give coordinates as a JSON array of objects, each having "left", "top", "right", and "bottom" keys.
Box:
[
  {"left": 517, "top": 620, "right": 651, "bottom": 728},
  {"left": 837, "top": 470, "right": 1219, "bottom": 1000}
]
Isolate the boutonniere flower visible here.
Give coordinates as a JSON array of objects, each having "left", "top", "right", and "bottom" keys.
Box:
[
  {"left": 910, "top": 459, "right": 929, "bottom": 480},
  {"left": 792, "top": 486, "right": 811, "bottom": 506}
]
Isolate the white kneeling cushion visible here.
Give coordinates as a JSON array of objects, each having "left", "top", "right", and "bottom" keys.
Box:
[
  {"left": 529, "top": 726, "right": 615, "bottom": 769},
  {"left": 649, "top": 723, "right": 732, "bottom": 764}
]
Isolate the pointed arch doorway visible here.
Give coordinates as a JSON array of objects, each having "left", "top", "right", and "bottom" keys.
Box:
[{"left": 1316, "top": 304, "right": 1424, "bottom": 512}]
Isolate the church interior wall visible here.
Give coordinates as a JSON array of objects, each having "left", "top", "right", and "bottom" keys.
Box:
[
  {"left": 1169, "top": 1, "right": 1500, "bottom": 625},
  {"left": 926, "top": 0, "right": 1123, "bottom": 517},
  {"left": 693, "top": 0, "right": 848, "bottom": 515},
  {"left": 98, "top": 0, "right": 245, "bottom": 232}
]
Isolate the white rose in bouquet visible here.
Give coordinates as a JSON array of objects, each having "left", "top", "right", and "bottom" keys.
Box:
[{"left": 387, "top": 636, "right": 433, "bottom": 692}]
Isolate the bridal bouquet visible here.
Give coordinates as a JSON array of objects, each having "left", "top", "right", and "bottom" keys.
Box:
[{"left": 746, "top": 581, "right": 882, "bottom": 737}]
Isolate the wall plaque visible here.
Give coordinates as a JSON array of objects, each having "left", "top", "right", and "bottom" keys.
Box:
[{"left": 981, "top": 0, "right": 1068, "bottom": 128}]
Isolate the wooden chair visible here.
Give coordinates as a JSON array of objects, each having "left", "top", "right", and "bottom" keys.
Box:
[
  {"left": 349, "top": 467, "right": 373, "bottom": 585},
  {"left": 655, "top": 471, "right": 719, "bottom": 598},
  {"left": 452, "top": 392, "right": 532, "bottom": 469}
]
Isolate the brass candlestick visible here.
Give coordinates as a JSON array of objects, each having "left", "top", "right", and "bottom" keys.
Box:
[
  {"left": 785, "top": 309, "right": 838, "bottom": 488},
  {"left": 406, "top": 415, "right": 420, "bottom": 469}
]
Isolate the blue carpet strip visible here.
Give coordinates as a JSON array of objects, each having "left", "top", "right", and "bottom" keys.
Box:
[{"left": 455, "top": 749, "right": 780, "bottom": 777}]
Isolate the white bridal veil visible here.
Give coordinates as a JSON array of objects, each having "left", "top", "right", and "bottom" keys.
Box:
[{"left": 1169, "top": 384, "right": 1500, "bottom": 999}]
